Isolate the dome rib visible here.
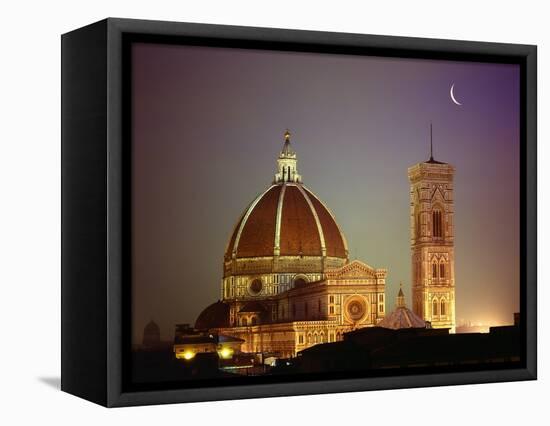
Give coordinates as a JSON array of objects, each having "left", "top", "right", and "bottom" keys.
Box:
[
  {"left": 279, "top": 185, "right": 321, "bottom": 256},
  {"left": 235, "top": 185, "right": 281, "bottom": 257},
  {"left": 303, "top": 186, "right": 348, "bottom": 258},
  {"left": 273, "top": 184, "right": 287, "bottom": 256},
  {"left": 224, "top": 209, "right": 247, "bottom": 259},
  {"left": 297, "top": 184, "right": 326, "bottom": 256},
  {"left": 228, "top": 185, "right": 276, "bottom": 258}
]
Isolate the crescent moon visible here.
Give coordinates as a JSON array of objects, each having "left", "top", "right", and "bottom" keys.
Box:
[{"left": 450, "top": 83, "right": 462, "bottom": 106}]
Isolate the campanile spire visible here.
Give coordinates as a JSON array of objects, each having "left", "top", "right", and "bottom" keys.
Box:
[{"left": 429, "top": 122, "right": 434, "bottom": 162}]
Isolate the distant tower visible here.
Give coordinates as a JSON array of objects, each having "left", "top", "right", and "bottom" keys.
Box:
[
  {"left": 142, "top": 320, "right": 161, "bottom": 348},
  {"left": 408, "top": 124, "right": 456, "bottom": 332}
]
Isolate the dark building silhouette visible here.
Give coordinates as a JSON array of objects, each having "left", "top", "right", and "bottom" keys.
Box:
[{"left": 291, "top": 319, "right": 520, "bottom": 374}]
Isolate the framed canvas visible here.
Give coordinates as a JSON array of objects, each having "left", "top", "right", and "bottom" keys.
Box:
[{"left": 61, "top": 18, "right": 537, "bottom": 407}]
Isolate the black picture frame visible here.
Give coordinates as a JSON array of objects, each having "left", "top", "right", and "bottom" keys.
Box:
[{"left": 61, "top": 17, "right": 537, "bottom": 407}]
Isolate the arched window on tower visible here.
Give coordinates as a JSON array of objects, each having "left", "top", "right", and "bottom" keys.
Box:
[
  {"left": 440, "top": 262, "right": 446, "bottom": 279},
  {"left": 432, "top": 262, "right": 438, "bottom": 279},
  {"left": 441, "top": 299, "right": 447, "bottom": 316},
  {"left": 432, "top": 210, "right": 443, "bottom": 238},
  {"left": 432, "top": 299, "right": 439, "bottom": 317}
]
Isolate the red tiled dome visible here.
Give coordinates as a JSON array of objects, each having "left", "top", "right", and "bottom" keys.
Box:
[{"left": 225, "top": 183, "right": 348, "bottom": 260}]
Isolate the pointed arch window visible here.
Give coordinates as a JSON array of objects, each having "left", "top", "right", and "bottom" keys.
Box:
[
  {"left": 440, "top": 262, "right": 446, "bottom": 279},
  {"left": 432, "top": 210, "right": 443, "bottom": 238},
  {"left": 432, "top": 262, "right": 438, "bottom": 278},
  {"left": 432, "top": 299, "right": 439, "bottom": 316},
  {"left": 441, "top": 299, "right": 447, "bottom": 316}
]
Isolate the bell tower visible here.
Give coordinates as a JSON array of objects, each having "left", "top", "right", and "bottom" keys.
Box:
[{"left": 408, "top": 124, "right": 456, "bottom": 332}]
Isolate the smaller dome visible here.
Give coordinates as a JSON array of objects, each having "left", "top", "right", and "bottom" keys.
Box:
[
  {"left": 378, "top": 286, "right": 427, "bottom": 330},
  {"left": 378, "top": 307, "right": 427, "bottom": 330},
  {"left": 195, "top": 301, "right": 230, "bottom": 330}
]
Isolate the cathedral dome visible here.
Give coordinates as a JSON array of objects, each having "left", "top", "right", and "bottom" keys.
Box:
[
  {"left": 222, "top": 131, "right": 349, "bottom": 281},
  {"left": 224, "top": 183, "right": 348, "bottom": 261}
]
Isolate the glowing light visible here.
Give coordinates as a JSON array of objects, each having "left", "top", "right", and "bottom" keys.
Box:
[
  {"left": 181, "top": 351, "right": 195, "bottom": 360},
  {"left": 218, "top": 347, "right": 233, "bottom": 359}
]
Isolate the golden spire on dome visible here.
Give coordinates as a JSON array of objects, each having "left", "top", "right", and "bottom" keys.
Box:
[{"left": 281, "top": 129, "right": 294, "bottom": 156}]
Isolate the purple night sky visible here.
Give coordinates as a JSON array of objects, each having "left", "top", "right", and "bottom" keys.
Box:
[{"left": 131, "top": 42, "right": 520, "bottom": 343}]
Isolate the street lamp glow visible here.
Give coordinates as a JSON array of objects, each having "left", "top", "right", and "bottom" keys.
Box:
[
  {"left": 182, "top": 351, "right": 195, "bottom": 360},
  {"left": 218, "top": 347, "right": 233, "bottom": 359}
]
